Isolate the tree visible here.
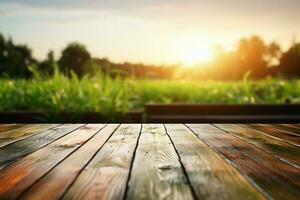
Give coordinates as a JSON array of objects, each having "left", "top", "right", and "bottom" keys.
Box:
[
  {"left": 266, "top": 42, "right": 281, "bottom": 66},
  {"left": 38, "top": 50, "right": 56, "bottom": 75},
  {"left": 279, "top": 42, "right": 300, "bottom": 78},
  {"left": 211, "top": 45, "right": 239, "bottom": 80},
  {"left": 0, "top": 33, "right": 35, "bottom": 78},
  {"left": 59, "top": 43, "right": 91, "bottom": 76},
  {"left": 236, "top": 36, "right": 268, "bottom": 78}
]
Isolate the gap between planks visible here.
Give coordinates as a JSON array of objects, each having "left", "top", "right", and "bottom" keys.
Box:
[{"left": 187, "top": 124, "right": 300, "bottom": 200}]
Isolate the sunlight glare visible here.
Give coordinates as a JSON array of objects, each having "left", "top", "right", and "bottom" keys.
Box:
[
  {"left": 175, "top": 38, "right": 213, "bottom": 67},
  {"left": 182, "top": 47, "right": 213, "bottom": 66}
]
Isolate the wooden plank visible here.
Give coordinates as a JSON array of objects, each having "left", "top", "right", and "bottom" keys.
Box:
[
  {"left": 239, "top": 124, "right": 300, "bottom": 147},
  {"left": 62, "top": 124, "right": 141, "bottom": 200},
  {"left": 272, "top": 124, "right": 300, "bottom": 136},
  {"left": 19, "top": 124, "right": 119, "bottom": 200},
  {"left": 0, "top": 124, "right": 57, "bottom": 147},
  {"left": 263, "top": 124, "right": 300, "bottom": 136},
  {"left": 186, "top": 124, "right": 300, "bottom": 200},
  {"left": 0, "top": 124, "right": 105, "bottom": 199},
  {"left": 0, "top": 124, "right": 27, "bottom": 135},
  {"left": 0, "top": 124, "right": 84, "bottom": 170},
  {"left": 282, "top": 124, "right": 300, "bottom": 130},
  {"left": 165, "top": 124, "right": 265, "bottom": 200},
  {"left": 125, "top": 124, "right": 194, "bottom": 200},
  {"left": 214, "top": 124, "right": 300, "bottom": 168}
]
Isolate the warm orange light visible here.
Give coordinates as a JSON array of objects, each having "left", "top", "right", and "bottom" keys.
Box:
[
  {"left": 181, "top": 47, "right": 213, "bottom": 66},
  {"left": 175, "top": 38, "right": 213, "bottom": 67}
]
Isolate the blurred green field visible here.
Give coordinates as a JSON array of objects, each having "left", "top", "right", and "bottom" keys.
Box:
[{"left": 0, "top": 70, "right": 300, "bottom": 118}]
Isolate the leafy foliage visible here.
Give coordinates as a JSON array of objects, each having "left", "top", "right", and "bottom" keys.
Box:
[
  {"left": 58, "top": 43, "right": 91, "bottom": 77},
  {"left": 0, "top": 34, "right": 36, "bottom": 78},
  {"left": 0, "top": 69, "right": 299, "bottom": 118},
  {"left": 279, "top": 43, "right": 300, "bottom": 77}
]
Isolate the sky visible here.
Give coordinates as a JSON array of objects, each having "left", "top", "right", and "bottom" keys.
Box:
[{"left": 0, "top": 0, "right": 299, "bottom": 65}]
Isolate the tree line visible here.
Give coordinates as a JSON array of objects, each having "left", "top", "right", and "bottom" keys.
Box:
[{"left": 0, "top": 33, "right": 299, "bottom": 80}]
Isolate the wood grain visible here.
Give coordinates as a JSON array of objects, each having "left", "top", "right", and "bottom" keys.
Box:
[
  {"left": 165, "top": 124, "right": 265, "bottom": 200},
  {"left": 214, "top": 124, "right": 300, "bottom": 168},
  {"left": 272, "top": 124, "right": 300, "bottom": 136},
  {"left": 186, "top": 124, "right": 300, "bottom": 200},
  {"left": 0, "top": 124, "right": 27, "bottom": 135},
  {"left": 19, "top": 124, "right": 119, "bottom": 200},
  {"left": 62, "top": 124, "right": 141, "bottom": 200},
  {"left": 0, "top": 124, "right": 57, "bottom": 147},
  {"left": 0, "top": 123, "right": 298, "bottom": 199},
  {"left": 239, "top": 124, "right": 300, "bottom": 147},
  {"left": 0, "top": 124, "right": 105, "bottom": 199},
  {"left": 125, "top": 124, "right": 194, "bottom": 200},
  {"left": 282, "top": 124, "right": 300, "bottom": 131},
  {"left": 0, "top": 124, "right": 84, "bottom": 170}
]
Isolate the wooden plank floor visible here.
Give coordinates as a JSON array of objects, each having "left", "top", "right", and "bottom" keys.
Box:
[{"left": 0, "top": 124, "right": 299, "bottom": 200}]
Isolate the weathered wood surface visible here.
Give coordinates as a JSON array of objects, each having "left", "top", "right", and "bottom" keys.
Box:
[
  {"left": 0, "top": 124, "right": 299, "bottom": 200},
  {"left": 0, "top": 124, "right": 84, "bottom": 170},
  {"left": 0, "top": 124, "right": 103, "bottom": 199},
  {"left": 272, "top": 124, "right": 300, "bottom": 136},
  {"left": 20, "top": 124, "right": 119, "bottom": 200},
  {"left": 125, "top": 124, "right": 194, "bottom": 200},
  {"left": 62, "top": 124, "right": 141, "bottom": 200},
  {"left": 165, "top": 124, "right": 265, "bottom": 200},
  {"left": 281, "top": 124, "right": 300, "bottom": 131},
  {"left": 239, "top": 124, "right": 300, "bottom": 147},
  {"left": 0, "top": 124, "right": 57, "bottom": 147},
  {"left": 186, "top": 124, "right": 300, "bottom": 200},
  {"left": 0, "top": 124, "right": 27, "bottom": 135},
  {"left": 214, "top": 124, "right": 300, "bottom": 168}
]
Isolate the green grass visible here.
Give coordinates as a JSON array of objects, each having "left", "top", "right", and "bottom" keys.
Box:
[
  {"left": 0, "top": 70, "right": 300, "bottom": 119},
  {"left": 134, "top": 78, "right": 300, "bottom": 106}
]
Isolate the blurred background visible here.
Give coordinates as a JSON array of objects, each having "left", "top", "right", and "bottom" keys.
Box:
[{"left": 0, "top": 0, "right": 300, "bottom": 119}]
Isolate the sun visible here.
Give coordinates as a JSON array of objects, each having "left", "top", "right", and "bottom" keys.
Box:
[
  {"left": 175, "top": 39, "right": 214, "bottom": 67},
  {"left": 182, "top": 47, "right": 213, "bottom": 66}
]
